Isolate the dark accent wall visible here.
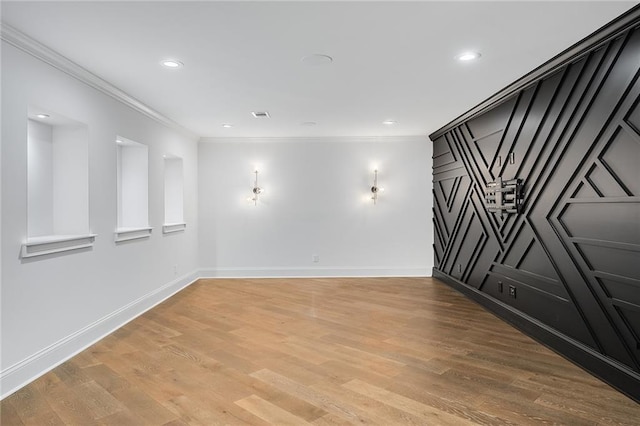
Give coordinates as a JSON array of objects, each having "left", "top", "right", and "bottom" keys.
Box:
[{"left": 430, "top": 9, "right": 640, "bottom": 402}]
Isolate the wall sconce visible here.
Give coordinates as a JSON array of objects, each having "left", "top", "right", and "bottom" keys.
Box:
[
  {"left": 249, "top": 170, "right": 263, "bottom": 205},
  {"left": 371, "top": 169, "right": 384, "bottom": 204}
]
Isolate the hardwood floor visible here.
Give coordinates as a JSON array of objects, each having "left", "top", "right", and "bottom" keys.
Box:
[{"left": 2, "top": 277, "right": 638, "bottom": 425}]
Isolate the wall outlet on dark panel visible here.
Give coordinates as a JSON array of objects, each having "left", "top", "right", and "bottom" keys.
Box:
[
  {"left": 457, "top": 264, "right": 462, "bottom": 273},
  {"left": 498, "top": 281, "right": 503, "bottom": 293},
  {"left": 509, "top": 285, "right": 516, "bottom": 298}
]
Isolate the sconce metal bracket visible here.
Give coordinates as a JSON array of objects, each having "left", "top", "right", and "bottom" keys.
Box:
[
  {"left": 485, "top": 177, "right": 523, "bottom": 215},
  {"left": 250, "top": 170, "right": 262, "bottom": 205},
  {"left": 371, "top": 170, "right": 381, "bottom": 204}
]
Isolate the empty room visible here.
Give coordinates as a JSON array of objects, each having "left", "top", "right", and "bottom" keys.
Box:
[{"left": 1, "top": 1, "right": 639, "bottom": 424}]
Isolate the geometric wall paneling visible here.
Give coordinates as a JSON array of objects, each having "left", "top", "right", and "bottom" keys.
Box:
[
  {"left": 457, "top": 190, "right": 499, "bottom": 288},
  {"left": 500, "top": 227, "right": 563, "bottom": 291},
  {"left": 628, "top": 95, "right": 640, "bottom": 131},
  {"left": 433, "top": 133, "right": 471, "bottom": 270},
  {"left": 599, "top": 123, "right": 640, "bottom": 196},
  {"left": 585, "top": 161, "right": 631, "bottom": 197},
  {"left": 535, "top": 29, "right": 640, "bottom": 371},
  {"left": 549, "top": 28, "right": 640, "bottom": 371},
  {"left": 433, "top": 213, "right": 444, "bottom": 267},
  {"left": 441, "top": 189, "right": 488, "bottom": 283},
  {"left": 571, "top": 180, "right": 601, "bottom": 199},
  {"left": 489, "top": 87, "right": 537, "bottom": 182},
  {"left": 465, "top": 96, "right": 517, "bottom": 151},
  {"left": 472, "top": 130, "right": 502, "bottom": 172},
  {"left": 432, "top": 133, "right": 457, "bottom": 170},
  {"left": 431, "top": 11, "right": 640, "bottom": 401},
  {"left": 559, "top": 201, "right": 640, "bottom": 246}
]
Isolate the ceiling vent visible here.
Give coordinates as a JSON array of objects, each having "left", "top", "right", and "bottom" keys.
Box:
[{"left": 251, "top": 111, "right": 270, "bottom": 118}]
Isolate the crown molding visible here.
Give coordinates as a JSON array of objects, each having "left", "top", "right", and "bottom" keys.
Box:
[{"left": 1, "top": 23, "right": 198, "bottom": 140}]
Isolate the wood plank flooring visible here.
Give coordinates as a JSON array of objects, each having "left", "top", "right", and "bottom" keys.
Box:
[{"left": 2, "top": 277, "right": 639, "bottom": 425}]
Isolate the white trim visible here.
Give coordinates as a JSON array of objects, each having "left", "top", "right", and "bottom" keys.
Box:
[
  {"left": 162, "top": 223, "right": 186, "bottom": 234},
  {"left": 114, "top": 227, "right": 152, "bottom": 243},
  {"left": 0, "top": 270, "right": 200, "bottom": 400},
  {"left": 21, "top": 234, "right": 97, "bottom": 258},
  {"left": 0, "top": 24, "right": 197, "bottom": 140},
  {"left": 199, "top": 266, "right": 430, "bottom": 278}
]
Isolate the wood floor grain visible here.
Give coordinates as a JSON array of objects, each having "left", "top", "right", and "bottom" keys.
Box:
[{"left": 2, "top": 277, "right": 638, "bottom": 425}]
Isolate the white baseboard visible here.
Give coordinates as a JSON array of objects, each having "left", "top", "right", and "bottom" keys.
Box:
[
  {"left": 199, "top": 266, "right": 431, "bottom": 278},
  {"left": 0, "top": 270, "right": 199, "bottom": 400}
]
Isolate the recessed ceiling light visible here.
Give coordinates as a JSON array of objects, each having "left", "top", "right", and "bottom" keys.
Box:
[
  {"left": 161, "top": 59, "right": 183, "bottom": 69},
  {"left": 383, "top": 120, "right": 397, "bottom": 125},
  {"left": 251, "top": 111, "right": 270, "bottom": 118},
  {"left": 456, "top": 51, "right": 481, "bottom": 62},
  {"left": 301, "top": 54, "right": 333, "bottom": 66},
  {"left": 222, "top": 123, "right": 233, "bottom": 128},
  {"left": 301, "top": 121, "right": 317, "bottom": 126},
  {"left": 36, "top": 114, "right": 49, "bottom": 119}
]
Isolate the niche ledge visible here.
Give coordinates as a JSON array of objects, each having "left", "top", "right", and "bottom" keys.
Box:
[
  {"left": 114, "top": 227, "right": 152, "bottom": 243},
  {"left": 21, "top": 234, "right": 97, "bottom": 258},
  {"left": 163, "top": 223, "right": 186, "bottom": 234}
]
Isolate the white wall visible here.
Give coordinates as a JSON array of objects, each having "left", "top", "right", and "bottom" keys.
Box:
[
  {"left": 118, "top": 141, "right": 149, "bottom": 229},
  {"left": 26, "top": 119, "right": 54, "bottom": 237},
  {"left": 198, "top": 136, "right": 433, "bottom": 277},
  {"left": 52, "top": 124, "right": 89, "bottom": 235},
  {"left": 1, "top": 41, "right": 200, "bottom": 397},
  {"left": 164, "top": 157, "right": 184, "bottom": 224}
]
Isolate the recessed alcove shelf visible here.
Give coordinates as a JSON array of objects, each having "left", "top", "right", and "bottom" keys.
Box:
[
  {"left": 115, "top": 136, "right": 150, "bottom": 243},
  {"left": 25, "top": 107, "right": 93, "bottom": 258},
  {"left": 163, "top": 155, "right": 185, "bottom": 234},
  {"left": 21, "top": 234, "right": 97, "bottom": 258},
  {"left": 114, "top": 227, "right": 153, "bottom": 243},
  {"left": 162, "top": 223, "right": 186, "bottom": 234}
]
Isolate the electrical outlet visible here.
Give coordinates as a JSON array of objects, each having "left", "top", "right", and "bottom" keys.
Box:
[
  {"left": 457, "top": 264, "right": 462, "bottom": 273},
  {"left": 509, "top": 285, "right": 516, "bottom": 298},
  {"left": 173, "top": 265, "right": 178, "bottom": 275},
  {"left": 312, "top": 254, "right": 319, "bottom": 263},
  {"left": 498, "top": 281, "right": 503, "bottom": 293}
]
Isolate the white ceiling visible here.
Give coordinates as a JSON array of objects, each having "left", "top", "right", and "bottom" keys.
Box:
[{"left": 2, "top": 1, "right": 637, "bottom": 138}]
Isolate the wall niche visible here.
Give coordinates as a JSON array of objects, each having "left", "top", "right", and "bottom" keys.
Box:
[
  {"left": 115, "top": 136, "right": 151, "bottom": 242},
  {"left": 23, "top": 107, "right": 94, "bottom": 258},
  {"left": 163, "top": 155, "right": 186, "bottom": 233}
]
